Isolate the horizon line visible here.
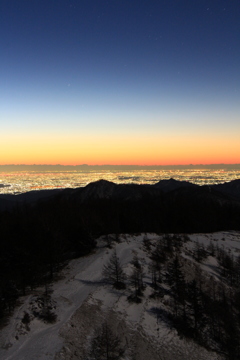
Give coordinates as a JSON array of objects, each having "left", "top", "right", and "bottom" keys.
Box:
[{"left": 1, "top": 163, "right": 240, "bottom": 167}]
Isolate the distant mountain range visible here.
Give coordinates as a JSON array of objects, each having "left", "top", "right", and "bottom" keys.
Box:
[
  {"left": 1, "top": 178, "right": 240, "bottom": 233},
  {"left": 1, "top": 177, "right": 240, "bottom": 203}
]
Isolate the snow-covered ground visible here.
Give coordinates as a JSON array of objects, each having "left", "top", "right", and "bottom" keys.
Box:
[{"left": 1, "top": 232, "right": 239, "bottom": 360}]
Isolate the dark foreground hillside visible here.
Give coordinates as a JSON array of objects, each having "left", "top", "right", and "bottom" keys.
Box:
[{"left": 0, "top": 179, "right": 240, "bottom": 320}]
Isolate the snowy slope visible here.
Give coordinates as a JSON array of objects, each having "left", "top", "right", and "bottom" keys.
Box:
[{"left": 1, "top": 232, "right": 240, "bottom": 360}]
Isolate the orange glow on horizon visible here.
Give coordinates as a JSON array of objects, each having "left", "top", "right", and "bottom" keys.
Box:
[{"left": 1, "top": 132, "right": 240, "bottom": 166}]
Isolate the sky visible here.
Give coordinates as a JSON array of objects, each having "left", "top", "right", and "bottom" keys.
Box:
[{"left": 1, "top": 0, "right": 240, "bottom": 166}]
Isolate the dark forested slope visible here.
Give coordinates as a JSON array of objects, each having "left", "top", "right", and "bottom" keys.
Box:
[{"left": 0, "top": 179, "right": 240, "bottom": 319}]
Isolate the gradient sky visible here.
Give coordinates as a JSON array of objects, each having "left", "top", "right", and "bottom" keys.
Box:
[{"left": 1, "top": 0, "right": 240, "bottom": 165}]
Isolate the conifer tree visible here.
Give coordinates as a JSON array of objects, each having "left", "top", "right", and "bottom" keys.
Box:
[
  {"left": 187, "top": 279, "right": 203, "bottom": 333},
  {"left": 89, "top": 322, "right": 124, "bottom": 360},
  {"left": 167, "top": 256, "right": 186, "bottom": 318},
  {"left": 129, "top": 255, "right": 145, "bottom": 298},
  {"left": 102, "top": 249, "right": 125, "bottom": 289}
]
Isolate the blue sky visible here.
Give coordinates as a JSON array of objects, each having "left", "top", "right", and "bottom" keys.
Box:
[{"left": 1, "top": 0, "right": 240, "bottom": 165}]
